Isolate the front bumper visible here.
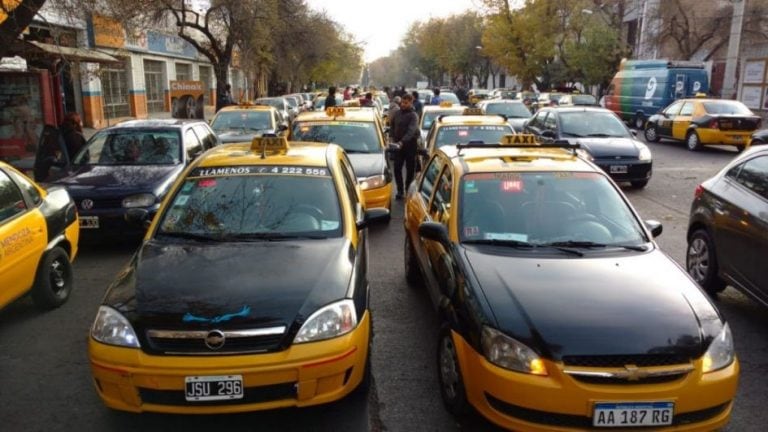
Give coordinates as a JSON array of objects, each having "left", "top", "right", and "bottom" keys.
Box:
[
  {"left": 696, "top": 129, "right": 753, "bottom": 146},
  {"left": 453, "top": 331, "right": 738, "bottom": 432},
  {"left": 362, "top": 182, "right": 392, "bottom": 210},
  {"left": 89, "top": 312, "right": 370, "bottom": 414}
]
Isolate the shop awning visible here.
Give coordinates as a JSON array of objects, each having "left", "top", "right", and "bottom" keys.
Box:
[{"left": 4, "top": 39, "right": 119, "bottom": 64}]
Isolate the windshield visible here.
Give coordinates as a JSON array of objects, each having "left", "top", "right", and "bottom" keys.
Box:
[
  {"left": 74, "top": 130, "right": 181, "bottom": 165},
  {"left": 421, "top": 110, "right": 463, "bottom": 130},
  {"left": 484, "top": 103, "right": 532, "bottom": 118},
  {"left": 572, "top": 95, "right": 597, "bottom": 105},
  {"left": 158, "top": 171, "right": 342, "bottom": 239},
  {"left": 292, "top": 122, "right": 382, "bottom": 153},
  {"left": 435, "top": 124, "right": 513, "bottom": 147},
  {"left": 442, "top": 93, "right": 460, "bottom": 104},
  {"left": 703, "top": 101, "right": 753, "bottom": 115},
  {"left": 559, "top": 111, "right": 630, "bottom": 138},
  {"left": 460, "top": 172, "right": 647, "bottom": 246},
  {"left": 211, "top": 111, "right": 273, "bottom": 133},
  {"left": 255, "top": 98, "right": 284, "bottom": 110}
]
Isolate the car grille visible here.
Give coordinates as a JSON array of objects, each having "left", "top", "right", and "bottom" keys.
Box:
[
  {"left": 562, "top": 354, "right": 691, "bottom": 368},
  {"left": 569, "top": 373, "right": 687, "bottom": 385},
  {"left": 145, "top": 326, "right": 286, "bottom": 355},
  {"left": 139, "top": 382, "right": 296, "bottom": 407}
]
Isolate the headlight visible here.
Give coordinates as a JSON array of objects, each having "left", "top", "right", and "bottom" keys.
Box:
[
  {"left": 702, "top": 324, "right": 734, "bottom": 373},
  {"left": 91, "top": 306, "right": 140, "bottom": 348},
  {"left": 638, "top": 144, "right": 652, "bottom": 161},
  {"left": 359, "top": 174, "right": 387, "bottom": 190},
  {"left": 122, "top": 193, "right": 156, "bottom": 208},
  {"left": 575, "top": 148, "right": 594, "bottom": 162},
  {"left": 481, "top": 326, "right": 547, "bottom": 375},
  {"left": 294, "top": 299, "right": 358, "bottom": 343}
]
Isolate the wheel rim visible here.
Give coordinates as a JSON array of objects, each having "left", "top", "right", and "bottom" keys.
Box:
[
  {"left": 688, "top": 133, "right": 698, "bottom": 149},
  {"left": 645, "top": 127, "right": 656, "bottom": 141},
  {"left": 49, "top": 258, "right": 67, "bottom": 294},
  {"left": 439, "top": 334, "right": 460, "bottom": 400},
  {"left": 687, "top": 237, "right": 709, "bottom": 283}
]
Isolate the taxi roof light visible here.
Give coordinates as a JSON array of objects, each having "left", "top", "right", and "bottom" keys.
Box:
[
  {"left": 463, "top": 108, "right": 484, "bottom": 115},
  {"left": 439, "top": 101, "right": 454, "bottom": 108},
  {"left": 326, "top": 106, "right": 346, "bottom": 117},
  {"left": 251, "top": 136, "right": 290, "bottom": 158}
]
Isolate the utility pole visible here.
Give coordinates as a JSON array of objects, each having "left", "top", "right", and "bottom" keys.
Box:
[{"left": 721, "top": 0, "right": 746, "bottom": 99}]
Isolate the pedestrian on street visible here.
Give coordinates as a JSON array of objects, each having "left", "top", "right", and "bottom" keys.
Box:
[
  {"left": 389, "top": 94, "right": 419, "bottom": 199},
  {"left": 343, "top": 86, "right": 352, "bottom": 101},
  {"left": 388, "top": 96, "right": 401, "bottom": 126},
  {"left": 411, "top": 90, "right": 423, "bottom": 118},
  {"left": 360, "top": 92, "right": 375, "bottom": 107},
  {"left": 325, "top": 86, "right": 338, "bottom": 108},
  {"left": 430, "top": 88, "right": 442, "bottom": 105},
  {"left": 60, "top": 112, "right": 86, "bottom": 159}
]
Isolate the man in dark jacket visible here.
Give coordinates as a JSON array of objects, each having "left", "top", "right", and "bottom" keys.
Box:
[
  {"left": 325, "top": 86, "right": 338, "bottom": 108},
  {"left": 389, "top": 94, "right": 419, "bottom": 198}
]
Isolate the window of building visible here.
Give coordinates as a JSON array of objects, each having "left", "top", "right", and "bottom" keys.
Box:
[
  {"left": 176, "top": 63, "right": 191, "bottom": 81},
  {"left": 144, "top": 60, "right": 165, "bottom": 113},
  {"left": 101, "top": 60, "right": 130, "bottom": 119},
  {"left": 199, "top": 66, "right": 212, "bottom": 92}
]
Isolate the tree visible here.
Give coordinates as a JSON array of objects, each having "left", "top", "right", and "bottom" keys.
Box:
[{"left": 0, "top": 0, "right": 47, "bottom": 58}]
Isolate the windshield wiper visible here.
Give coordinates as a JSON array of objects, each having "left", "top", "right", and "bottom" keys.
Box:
[
  {"left": 462, "top": 239, "right": 535, "bottom": 248},
  {"left": 544, "top": 240, "right": 647, "bottom": 251},
  {"left": 562, "top": 132, "right": 584, "bottom": 138},
  {"left": 344, "top": 149, "right": 372, "bottom": 154},
  {"left": 584, "top": 133, "right": 625, "bottom": 138},
  {"left": 158, "top": 232, "right": 223, "bottom": 242},
  {"left": 231, "top": 233, "right": 328, "bottom": 241}
]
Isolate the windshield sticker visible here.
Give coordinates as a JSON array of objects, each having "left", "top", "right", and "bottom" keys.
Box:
[
  {"left": 182, "top": 305, "right": 251, "bottom": 323},
  {"left": 464, "top": 226, "right": 480, "bottom": 237},
  {"left": 464, "top": 180, "right": 478, "bottom": 193},
  {"left": 198, "top": 178, "right": 217, "bottom": 188},
  {"left": 181, "top": 182, "right": 194, "bottom": 193},
  {"left": 458, "top": 130, "right": 469, "bottom": 137},
  {"left": 500, "top": 180, "right": 523, "bottom": 193},
  {"left": 494, "top": 172, "right": 522, "bottom": 180},
  {"left": 191, "top": 166, "right": 330, "bottom": 177},
  {"left": 174, "top": 195, "right": 190, "bottom": 206},
  {"left": 484, "top": 232, "right": 528, "bottom": 242},
  {"left": 300, "top": 121, "right": 369, "bottom": 128}
]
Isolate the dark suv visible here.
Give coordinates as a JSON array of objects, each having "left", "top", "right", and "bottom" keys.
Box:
[
  {"left": 687, "top": 145, "right": 768, "bottom": 305},
  {"left": 51, "top": 119, "right": 219, "bottom": 239}
]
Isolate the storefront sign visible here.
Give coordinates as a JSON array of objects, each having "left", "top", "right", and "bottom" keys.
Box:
[
  {"left": 740, "top": 85, "right": 763, "bottom": 110},
  {"left": 90, "top": 14, "right": 125, "bottom": 49},
  {"left": 0, "top": 72, "right": 48, "bottom": 162},
  {"left": 743, "top": 60, "right": 766, "bottom": 84},
  {"left": 148, "top": 32, "right": 197, "bottom": 59},
  {"left": 170, "top": 81, "right": 205, "bottom": 119}
]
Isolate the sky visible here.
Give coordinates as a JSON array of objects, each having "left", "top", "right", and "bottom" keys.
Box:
[{"left": 306, "top": 0, "right": 478, "bottom": 62}]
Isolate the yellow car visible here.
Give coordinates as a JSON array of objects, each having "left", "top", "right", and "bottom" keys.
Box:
[
  {"left": 418, "top": 103, "right": 464, "bottom": 144},
  {"left": 0, "top": 161, "right": 79, "bottom": 310},
  {"left": 89, "top": 137, "right": 388, "bottom": 414},
  {"left": 208, "top": 103, "right": 288, "bottom": 144},
  {"left": 291, "top": 107, "right": 393, "bottom": 213},
  {"left": 404, "top": 135, "right": 738, "bottom": 431},
  {"left": 644, "top": 97, "right": 761, "bottom": 151}
]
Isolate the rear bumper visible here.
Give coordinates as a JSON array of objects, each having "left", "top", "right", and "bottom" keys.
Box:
[
  {"left": 89, "top": 312, "right": 370, "bottom": 414},
  {"left": 696, "top": 129, "right": 753, "bottom": 146},
  {"left": 452, "top": 331, "right": 738, "bottom": 432}
]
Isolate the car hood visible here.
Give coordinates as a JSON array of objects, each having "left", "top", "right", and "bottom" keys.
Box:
[
  {"left": 54, "top": 164, "right": 182, "bottom": 195},
  {"left": 464, "top": 248, "right": 722, "bottom": 360},
  {"left": 105, "top": 237, "right": 353, "bottom": 337},
  {"left": 572, "top": 137, "right": 642, "bottom": 158},
  {"left": 348, "top": 153, "right": 386, "bottom": 178},
  {"left": 216, "top": 130, "right": 275, "bottom": 143}
]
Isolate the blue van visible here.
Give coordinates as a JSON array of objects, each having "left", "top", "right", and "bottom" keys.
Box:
[{"left": 605, "top": 59, "right": 709, "bottom": 129}]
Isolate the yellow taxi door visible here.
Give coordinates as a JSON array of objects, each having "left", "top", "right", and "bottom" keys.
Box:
[
  {"left": 423, "top": 166, "right": 456, "bottom": 306},
  {"left": 0, "top": 170, "right": 47, "bottom": 308},
  {"left": 672, "top": 101, "right": 695, "bottom": 140}
]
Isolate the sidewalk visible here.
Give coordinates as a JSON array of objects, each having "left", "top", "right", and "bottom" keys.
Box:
[{"left": 83, "top": 106, "right": 216, "bottom": 139}]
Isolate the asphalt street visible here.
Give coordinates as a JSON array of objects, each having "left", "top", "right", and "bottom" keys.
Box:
[{"left": 1, "top": 134, "right": 766, "bottom": 432}]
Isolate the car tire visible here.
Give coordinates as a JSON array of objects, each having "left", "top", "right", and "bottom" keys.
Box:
[
  {"left": 437, "top": 325, "right": 470, "bottom": 417},
  {"left": 633, "top": 113, "right": 645, "bottom": 130},
  {"left": 404, "top": 235, "right": 421, "bottom": 286},
  {"left": 31, "top": 246, "right": 73, "bottom": 310},
  {"left": 644, "top": 124, "right": 660, "bottom": 143},
  {"left": 630, "top": 180, "right": 649, "bottom": 189},
  {"left": 686, "top": 131, "right": 702, "bottom": 151},
  {"left": 686, "top": 229, "right": 726, "bottom": 295}
]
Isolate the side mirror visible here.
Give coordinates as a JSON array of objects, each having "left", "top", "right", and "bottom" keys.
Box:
[
  {"left": 644, "top": 219, "right": 663, "bottom": 238},
  {"left": 125, "top": 208, "right": 151, "bottom": 229},
  {"left": 541, "top": 130, "right": 556, "bottom": 139},
  {"left": 357, "top": 208, "right": 390, "bottom": 229},
  {"left": 278, "top": 123, "right": 289, "bottom": 132},
  {"left": 418, "top": 221, "right": 449, "bottom": 245}
]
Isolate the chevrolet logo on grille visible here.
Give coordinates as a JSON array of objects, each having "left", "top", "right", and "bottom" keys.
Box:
[
  {"left": 620, "top": 364, "right": 648, "bottom": 381},
  {"left": 204, "top": 330, "right": 226, "bottom": 350}
]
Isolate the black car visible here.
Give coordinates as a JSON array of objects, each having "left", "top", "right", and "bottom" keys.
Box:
[
  {"left": 524, "top": 107, "right": 653, "bottom": 188},
  {"left": 750, "top": 128, "right": 768, "bottom": 146},
  {"left": 687, "top": 145, "right": 768, "bottom": 305},
  {"left": 51, "top": 119, "right": 219, "bottom": 238}
]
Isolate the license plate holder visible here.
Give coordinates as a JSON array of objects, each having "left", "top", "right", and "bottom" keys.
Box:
[
  {"left": 79, "top": 216, "right": 99, "bottom": 229},
  {"left": 609, "top": 165, "right": 628, "bottom": 174},
  {"left": 185, "top": 375, "right": 244, "bottom": 402},
  {"left": 593, "top": 402, "right": 674, "bottom": 427}
]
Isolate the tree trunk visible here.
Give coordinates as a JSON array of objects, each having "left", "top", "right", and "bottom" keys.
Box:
[
  {"left": 0, "top": 0, "right": 47, "bottom": 58},
  {"left": 214, "top": 60, "right": 229, "bottom": 112}
]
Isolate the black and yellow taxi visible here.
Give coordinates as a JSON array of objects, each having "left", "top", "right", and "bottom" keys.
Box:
[
  {"left": 421, "top": 108, "right": 514, "bottom": 166},
  {"left": 0, "top": 161, "right": 79, "bottom": 311},
  {"left": 88, "top": 137, "right": 388, "bottom": 414},
  {"left": 291, "top": 107, "right": 393, "bottom": 212},
  {"left": 208, "top": 103, "right": 288, "bottom": 144},
  {"left": 644, "top": 97, "right": 761, "bottom": 151},
  {"left": 403, "top": 135, "right": 738, "bottom": 431}
]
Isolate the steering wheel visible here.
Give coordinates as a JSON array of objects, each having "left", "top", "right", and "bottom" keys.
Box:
[{"left": 294, "top": 204, "right": 324, "bottom": 221}]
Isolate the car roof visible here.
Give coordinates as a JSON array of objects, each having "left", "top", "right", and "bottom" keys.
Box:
[
  {"left": 422, "top": 105, "right": 464, "bottom": 113},
  {"left": 114, "top": 119, "right": 203, "bottom": 129},
  {"left": 196, "top": 141, "right": 336, "bottom": 169},
  {"left": 216, "top": 104, "right": 276, "bottom": 113},
  {"left": 295, "top": 108, "right": 378, "bottom": 122},
  {"left": 434, "top": 115, "right": 511, "bottom": 126},
  {"left": 438, "top": 145, "right": 596, "bottom": 174},
  {"left": 540, "top": 106, "right": 613, "bottom": 114}
]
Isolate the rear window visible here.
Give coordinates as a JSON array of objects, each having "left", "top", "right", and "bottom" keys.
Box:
[
  {"left": 292, "top": 122, "right": 381, "bottom": 153},
  {"left": 484, "top": 103, "right": 531, "bottom": 118},
  {"left": 703, "top": 101, "right": 753, "bottom": 115},
  {"left": 75, "top": 130, "right": 182, "bottom": 165},
  {"left": 211, "top": 111, "right": 273, "bottom": 133}
]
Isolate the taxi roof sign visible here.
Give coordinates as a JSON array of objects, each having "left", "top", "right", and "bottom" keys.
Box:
[
  {"left": 439, "top": 101, "right": 454, "bottom": 108},
  {"left": 326, "top": 106, "right": 346, "bottom": 117},
  {"left": 501, "top": 134, "right": 538, "bottom": 145},
  {"left": 463, "top": 108, "right": 484, "bottom": 115},
  {"left": 251, "top": 136, "right": 290, "bottom": 156}
]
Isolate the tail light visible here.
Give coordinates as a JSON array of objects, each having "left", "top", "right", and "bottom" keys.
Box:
[
  {"left": 694, "top": 184, "right": 704, "bottom": 199},
  {"left": 708, "top": 119, "right": 719, "bottom": 129}
]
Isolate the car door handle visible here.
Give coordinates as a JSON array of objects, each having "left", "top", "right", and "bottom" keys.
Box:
[{"left": 714, "top": 208, "right": 728, "bottom": 216}]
